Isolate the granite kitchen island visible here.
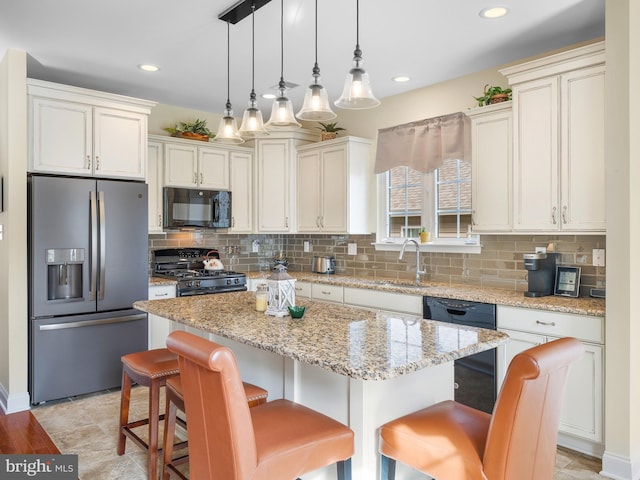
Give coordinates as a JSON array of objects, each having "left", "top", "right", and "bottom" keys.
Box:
[{"left": 134, "top": 291, "right": 508, "bottom": 480}]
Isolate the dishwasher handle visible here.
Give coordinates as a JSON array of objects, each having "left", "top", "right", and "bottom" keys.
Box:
[{"left": 446, "top": 308, "right": 468, "bottom": 316}]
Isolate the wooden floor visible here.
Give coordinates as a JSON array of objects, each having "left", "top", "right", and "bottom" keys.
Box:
[{"left": 0, "top": 409, "right": 60, "bottom": 454}]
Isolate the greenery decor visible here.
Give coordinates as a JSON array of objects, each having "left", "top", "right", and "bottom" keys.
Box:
[
  {"left": 317, "top": 122, "right": 346, "bottom": 141},
  {"left": 163, "top": 118, "right": 215, "bottom": 141},
  {"left": 473, "top": 84, "right": 512, "bottom": 107}
]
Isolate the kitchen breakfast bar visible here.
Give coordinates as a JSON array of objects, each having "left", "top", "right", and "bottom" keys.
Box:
[{"left": 134, "top": 292, "right": 508, "bottom": 480}]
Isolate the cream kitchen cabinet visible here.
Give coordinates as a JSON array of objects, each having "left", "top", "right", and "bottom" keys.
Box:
[
  {"left": 296, "top": 136, "right": 372, "bottom": 234},
  {"left": 27, "top": 79, "right": 154, "bottom": 179},
  {"left": 148, "top": 284, "right": 176, "bottom": 349},
  {"left": 466, "top": 103, "right": 513, "bottom": 233},
  {"left": 254, "top": 129, "right": 317, "bottom": 233},
  {"left": 164, "top": 139, "right": 230, "bottom": 190},
  {"left": 497, "top": 305, "right": 604, "bottom": 456},
  {"left": 501, "top": 41, "right": 605, "bottom": 233},
  {"left": 228, "top": 149, "right": 253, "bottom": 233},
  {"left": 311, "top": 283, "right": 344, "bottom": 304},
  {"left": 147, "top": 141, "right": 164, "bottom": 233},
  {"left": 343, "top": 287, "right": 422, "bottom": 315}
]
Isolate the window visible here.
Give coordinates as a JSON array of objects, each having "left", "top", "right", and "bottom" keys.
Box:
[{"left": 382, "top": 159, "right": 472, "bottom": 241}]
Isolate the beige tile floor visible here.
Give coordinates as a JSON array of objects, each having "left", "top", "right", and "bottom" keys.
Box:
[{"left": 32, "top": 387, "right": 604, "bottom": 479}]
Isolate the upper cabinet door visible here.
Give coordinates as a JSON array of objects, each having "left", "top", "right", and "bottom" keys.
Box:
[
  {"left": 229, "top": 150, "right": 253, "bottom": 233},
  {"left": 198, "top": 147, "right": 229, "bottom": 190},
  {"left": 256, "top": 140, "right": 292, "bottom": 233},
  {"left": 560, "top": 65, "right": 606, "bottom": 231},
  {"left": 319, "top": 145, "right": 348, "bottom": 232},
  {"left": 93, "top": 107, "right": 147, "bottom": 179},
  {"left": 30, "top": 97, "right": 93, "bottom": 176},
  {"left": 512, "top": 77, "right": 560, "bottom": 231},
  {"left": 468, "top": 103, "right": 513, "bottom": 233},
  {"left": 164, "top": 143, "right": 199, "bottom": 187},
  {"left": 297, "top": 150, "right": 322, "bottom": 232}
]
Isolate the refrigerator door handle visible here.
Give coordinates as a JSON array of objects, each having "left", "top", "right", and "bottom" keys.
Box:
[
  {"left": 38, "top": 313, "right": 147, "bottom": 331},
  {"left": 90, "top": 190, "right": 98, "bottom": 300},
  {"left": 98, "top": 191, "right": 106, "bottom": 300}
]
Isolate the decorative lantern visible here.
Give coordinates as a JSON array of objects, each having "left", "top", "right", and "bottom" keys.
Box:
[{"left": 266, "top": 264, "right": 296, "bottom": 317}]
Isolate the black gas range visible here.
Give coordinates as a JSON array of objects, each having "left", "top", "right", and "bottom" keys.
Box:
[{"left": 152, "top": 248, "right": 247, "bottom": 297}]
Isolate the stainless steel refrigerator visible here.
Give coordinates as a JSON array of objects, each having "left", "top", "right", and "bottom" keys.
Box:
[{"left": 28, "top": 174, "right": 149, "bottom": 404}]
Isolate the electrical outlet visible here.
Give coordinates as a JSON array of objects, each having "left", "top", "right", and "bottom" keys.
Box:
[
  {"left": 535, "top": 246, "right": 547, "bottom": 254},
  {"left": 593, "top": 248, "right": 605, "bottom": 267},
  {"left": 304, "top": 241, "right": 310, "bottom": 253},
  {"left": 0, "top": 224, "right": 3, "bottom": 240},
  {"left": 348, "top": 243, "right": 357, "bottom": 255},
  {"left": 252, "top": 240, "right": 260, "bottom": 253}
]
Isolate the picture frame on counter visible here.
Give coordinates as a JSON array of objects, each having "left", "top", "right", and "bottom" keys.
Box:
[{"left": 554, "top": 266, "right": 581, "bottom": 297}]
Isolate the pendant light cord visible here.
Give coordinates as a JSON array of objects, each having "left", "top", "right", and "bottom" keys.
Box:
[
  {"left": 226, "top": 21, "right": 231, "bottom": 108},
  {"left": 356, "top": 0, "right": 360, "bottom": 48},
  {"left": 279, "top": 0, "right": 284, "bottom": 83},
  {"left": 251, "top": 2, "right": 256, "bottom": 94},
  {"left": 314, "top": 0, "right": 318, "bottom": 65}
]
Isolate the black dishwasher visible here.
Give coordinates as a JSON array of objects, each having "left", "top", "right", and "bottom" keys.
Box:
[{"left": 423, "top": 296, "right": 497, "bottom": 413}]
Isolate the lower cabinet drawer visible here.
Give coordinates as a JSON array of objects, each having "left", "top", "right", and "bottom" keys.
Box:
[
  {"left": 311, "top": 284, "right": 344, "bottom": 303},
  {"left": 343, "top": 287, "right": 423, "bottom": 315},
  {"left": 497, "top": 305, "right": 603, "bottom": 344},
  {"left": 294, "top": 281, "right": 311, "bottom": 298},
  {"left": 149, "top": 284, "right": 176, "bottom": 300}
]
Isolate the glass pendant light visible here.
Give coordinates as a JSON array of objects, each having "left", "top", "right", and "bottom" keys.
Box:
[
  {"left": 214, "top": 21, "right": 244, "bottom": 144},
  {"left": 334, "top": 0, "right": 380, "bottom": 110},
  {"left": 265, "top": 0, "right": 301, "bottom": 128},
  {"left": 239, "top": 2, "right": 268, "bottom": 137},
  {"left": 296, "top": 0, "right": 336, "bottom": 121}
]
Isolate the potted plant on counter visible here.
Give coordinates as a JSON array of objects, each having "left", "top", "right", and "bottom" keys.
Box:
[
  {"left": 163, "top": 118, "right": 215, "bottom": 142},
  {"left": 317, "top": 121, "right": 346, "bottom": 141},
  {"left": 473, "top": 84, "right": 512, "bottom": 107}
]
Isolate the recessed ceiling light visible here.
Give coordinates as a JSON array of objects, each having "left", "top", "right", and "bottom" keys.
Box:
[
  {"left": 138, "top": 64, "right": 160, "bottom": 72},
  {"left": 479, "top": 6, "right": 509, "bottom": 19},
  {"left": 392, "top": 76, "right": 411, "bottom": 83},
  {"left": 261, "top": 93, "right": 276, "bottom": 99}
]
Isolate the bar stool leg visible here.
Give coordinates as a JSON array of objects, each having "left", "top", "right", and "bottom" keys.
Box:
[
  {"left": 117, "top": 369, "right": 132, "bottom": 455},
  {"left": 148, "top": 378, "right": 161, "bottom": 480}
]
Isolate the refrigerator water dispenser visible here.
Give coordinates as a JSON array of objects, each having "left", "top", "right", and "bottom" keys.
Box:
[{"left": 46, "top": 248, "right": 84, "bottom": 300}]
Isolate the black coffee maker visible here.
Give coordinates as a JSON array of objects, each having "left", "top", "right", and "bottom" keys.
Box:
[{"left": 523, "top": 252, "right": 557, "bottom": 297}]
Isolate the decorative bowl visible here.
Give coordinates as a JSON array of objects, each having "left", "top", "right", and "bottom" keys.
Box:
[{"left": 288, "top": 305, "right": 306, "bottom": 319}]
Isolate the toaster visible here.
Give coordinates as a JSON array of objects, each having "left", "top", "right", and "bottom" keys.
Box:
[{"left": 312, "top": 256, "right": 335, "bottom": 274}]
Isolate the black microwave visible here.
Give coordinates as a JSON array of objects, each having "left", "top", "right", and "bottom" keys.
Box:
[{"left": 163, "top": 187, "right": 232, "bottom": 229}]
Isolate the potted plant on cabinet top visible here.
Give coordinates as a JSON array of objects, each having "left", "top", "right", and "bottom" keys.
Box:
[
  {"left": 163, "top": 118, "right": 215, "bottom": 142},
  {"left": 473, "top": 84, "right": 512, "bottom": 107},
  {"left": 317, "top": 122, "right": 346, "bottom": 141}
]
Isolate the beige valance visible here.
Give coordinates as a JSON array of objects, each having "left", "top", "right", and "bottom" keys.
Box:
[{"left": 374, "top": 112, "right": 471, "bottom": 174}]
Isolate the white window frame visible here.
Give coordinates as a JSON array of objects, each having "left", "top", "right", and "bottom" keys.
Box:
[{"left": 375, "top": 169, "right": 481, "bottom": 254}]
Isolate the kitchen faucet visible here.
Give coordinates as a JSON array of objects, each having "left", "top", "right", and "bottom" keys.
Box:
[{"left": 399, "top": 239, "right": 426, "bottom": 284}]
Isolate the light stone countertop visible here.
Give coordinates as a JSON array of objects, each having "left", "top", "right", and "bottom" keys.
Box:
[
  {"left": 134, "top": 291, "right": 508, "bottom": 381},
  {"left": 248, "top": 272, "right": 606, "bottom": 317},
  {"left": 148, "top": 272, "right": 605, "bottom": 317}
]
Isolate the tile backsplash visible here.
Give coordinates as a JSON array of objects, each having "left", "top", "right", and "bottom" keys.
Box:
[{"left": 149, "top": 232, "right": 606, "bottom": 297}]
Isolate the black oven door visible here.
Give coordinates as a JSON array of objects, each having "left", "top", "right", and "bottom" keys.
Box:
[{"left": 163, "top": 187, "right": 231, "bottom": 229}]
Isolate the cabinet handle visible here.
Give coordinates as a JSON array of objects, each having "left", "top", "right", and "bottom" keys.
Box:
[
  {"left": 536, "top": 320, "right": 556, "bottom": 326},
  {"left": 285, "top": 217, "right": 289, "bottom": 228},
  {"left": 551, "top": 206, "right": 557, "bottom": 225},
  {"left": 193, "top": 172, "right": 197, "bottom": 184},
  {"left": 321, "top": 290, "right": 332, "bottom": 295},
  {"left": 95, "top": 156, "right": 100, "bottom": 170},
  {"left": 200, "top": 172, "right": 203, "bottom": 184},
  {"left": 471, "top": 210, "right": 476, "bottom": 226},
  {"left": 157, "top": 214, "right": 162, "bottom": 227},
  {"left": 562, "top": 205, "right": 568, "bottom": 224},
  {"left": 320, "top": 216, "right": 324, "bottom": 228},
  {"left": 87, "top": 155, "right": 91, "bottom": 170},
  {"left": 231, "top": 216, "right": 235, "bottom": 227},
  {"left": 155, "top": 292, "right": 169, "bottom": 297},
  {"left": 316, "top": 216, "right": 320, "bottom": 228}
]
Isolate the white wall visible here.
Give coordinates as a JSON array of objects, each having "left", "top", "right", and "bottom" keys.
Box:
[
  {"left": 601, "top": 1, "right": 640, "bottom": 478},
  {"left": 0, "top": 49, "right": 29, "bottom": 413}
]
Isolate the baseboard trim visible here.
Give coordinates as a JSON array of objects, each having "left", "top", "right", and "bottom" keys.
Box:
[
  {"left": 558, "top": 432, "right": 604, "bottom": 458},
  {"left": 600, "top": 451, "right": 640, "bottom": 480},
  {"left": 0, "top": 383, "right": 31, "bottom": 414}
]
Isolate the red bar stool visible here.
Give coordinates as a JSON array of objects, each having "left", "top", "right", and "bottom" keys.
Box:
[
  {"left": 117, "top": 348, "right": 180, "bottom": 480},
  {"left": 161, "top": 376, "right": 268, "bottom": 480}
]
